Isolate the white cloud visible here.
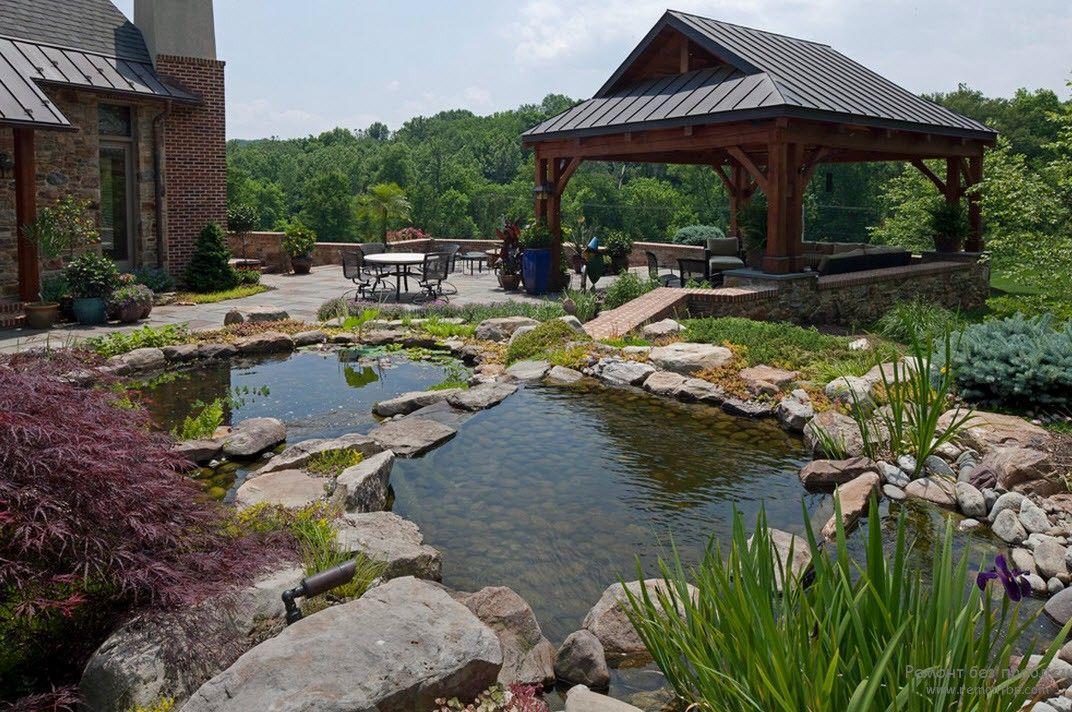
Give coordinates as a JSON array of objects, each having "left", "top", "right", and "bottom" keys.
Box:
[{"left": 228, "top": 98, "right": 380, "bottom": 140}]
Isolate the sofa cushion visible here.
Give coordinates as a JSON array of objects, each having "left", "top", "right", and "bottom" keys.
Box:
[
  {"left": 705, "top": 238, "right": 739, "bottom": 256},
  {"left": 817, "top": 248, "right": 911, "bottom": 275},
  {"left": 708, "top": 256, "right": 745, "bottom": 272}
]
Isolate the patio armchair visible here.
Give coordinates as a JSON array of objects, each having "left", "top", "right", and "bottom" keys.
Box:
[
  {"left": 704, "top": 237, "right": 745, "bottom": 284},
  {"left": 646, "top": 251, "right": 678, "bottom": 286},
  {"left": 436, "top": 243, "right": 462, "bottom": 295},
  {"left": 416, "top": 251, "right": 452, "bottom": 301},
  {"left": 341, "top": 249, "right": 379, "bottom": 299}
]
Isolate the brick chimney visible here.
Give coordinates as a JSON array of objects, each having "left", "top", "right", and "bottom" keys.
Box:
[{"left": 135, "top": 0, "right": 226, "bottom": 282}]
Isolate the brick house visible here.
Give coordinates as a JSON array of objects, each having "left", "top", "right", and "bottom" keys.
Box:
[{"left": 0, "top": 0, "right": 225, "bottom": 312}]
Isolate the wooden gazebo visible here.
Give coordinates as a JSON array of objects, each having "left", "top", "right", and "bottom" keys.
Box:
[{"left": 522, "top": 11, "right": 997, "bottom": 275}]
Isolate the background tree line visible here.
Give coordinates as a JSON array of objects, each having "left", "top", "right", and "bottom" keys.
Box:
[{"left": 227, "top": 82, "right": 1071, "bottom": 296}]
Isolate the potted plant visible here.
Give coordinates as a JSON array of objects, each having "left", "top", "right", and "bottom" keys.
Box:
[
  {"left": 602, "top": 229, "right": 633, "bottom": 274},
  {"left": 282, "top": 222, "right": 317, "bottom": 275},
  {"left": 495, "top": 222, "right": 522, "bottom": 291},
  {"left": 107, "top": 274, "right": 155, "bottom": 323},
  {"left": 739, "top": 194, "right": 768, "bottom": 268},
  {"left": 927, "top": 201, "right": 969, "bottom": 253},
  {"left": 567, "top": 216, "right": 596, "bottom": 274},
  {"left": 519, "top": 221, "right": 555, "bottom": 295},
  {"left": 20, "top": 196, "right": 99, "bottom": 329},
  {"left": 227, "top": 203, "right": 258, "bottom": 260},
  {"left": 65, "top": 252, "right": 119, "bottom": 325}
]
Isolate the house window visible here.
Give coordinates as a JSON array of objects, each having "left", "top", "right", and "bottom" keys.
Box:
[{"left": 99, "top": 104, "right": 132, "bottom": 137}]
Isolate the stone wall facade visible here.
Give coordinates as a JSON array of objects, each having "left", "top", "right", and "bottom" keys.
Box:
[{"left": 0, "top": 89, "right": 160, "bottom": 298}]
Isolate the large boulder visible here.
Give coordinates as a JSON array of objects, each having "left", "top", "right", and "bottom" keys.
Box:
[
  {"left": 798, "top": 457, "right": 877, "bottom": 491},
  {"left": 748, "top": 528, "right": 812, "bottom": 593},
  {"left": 335, "top": 511, "right": 442, "bottom": 580},
  {"left": 181, "top": 577, "right": 502, "bottom": 712},
  {"left": 824, "top": 375, "right": 874, "bottom": 407},
  {"left": 292, "top": 329, "right": 328, "bottom": 346},
  {"left": 978, "top": 447, "right": 1057, "bottom": 493},
  {"left": 803, "top": 410, "right": 868, "bottom": 458},
  {"left": 597, "top": 358, "right": 655, "bottom": 387},
  {"left": 373, "top": 389, "right": 461, "bottom": 417},
  {"left": 369, "top": 417, "right": 456, "bottom": 457},
  {"left": 475, "top": 317, "right": 539, "bottom": 342},
  {"left": 221, "top": 417, "right": 286, "bottom": 458},
  {"left": 676, "top": 377, "right": 726, "bottom": 404},
  {"left": 79, "top": 562, "right": 303, "bottom": 711},
  {"left": 233, "top": 331, "right": 294, "bottom": 355},
  {"left": 554, "top": 630, "right": 610, "bottom": 689},
  {"left": 648, "top": 342, "right": 733, "bottom": 375},
  {"left": 223, "top": 306, "right": 289, "bottom": 325},
  {"left": 903, "top": 476, "right": 957, "bottom": 509},
  {"left": 258, "top": 433, "right": 383, "bottom": 475},
  {"left": 106, "top": 347, "right": 167, "bottom": 375},
  {"left": 739, "top": 365, "right": 798, "bottom": 394},
  {"left": 821, "top": 472, "right": 880, "bottom": 539},
  {"left": 775, "top": 395, "right": 814, "bottom": 432},
  {"left": 234, "top": 469, "right": 325, "bottom": 510},
  {"left": 334, "top": 450, "right": 394, "bottom": 512},
  {"left": 447, "top": 382, "right": 518, "bottom": 411},
  {"left": 173, "top": 438, "right": 223, "bottom": 465},
  {"left": 642, "top": 370, "right": 687, "bottom": 398},
  {"left": 456, "top": 586, "right": 555, "bottom": 687},
  {"left": 506, "top": 360, "right": 552, "bottom": 381},
  {"left": 941, "top": 409, "right": 1051, "bottom": 454},
  {"left": 565, "top": 685, "right": 643, "bottom": 712},
  {"left": 547, "top": 365, "right": 585, "bottom": 384},
  {"left": 641, "top": 318, "right": 684, "bottom": 339},
  {"left": 582, "top": 579, "right": 697, "bottom": 666}
]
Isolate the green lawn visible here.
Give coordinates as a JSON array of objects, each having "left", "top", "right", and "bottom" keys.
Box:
[{"left": 177, "top": 284, "right": 269, "bottom": 304}]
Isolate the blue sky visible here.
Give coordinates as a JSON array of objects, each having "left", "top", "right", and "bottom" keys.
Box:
[{"left": 115, "top": 0, "right": 1072, "bottom": 140}]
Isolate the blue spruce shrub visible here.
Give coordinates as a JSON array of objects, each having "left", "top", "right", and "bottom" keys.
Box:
[
  {"left": 950, "top": 314, "right": 1072, "bottom": 409},
  {"left": 672, "top": 225, "right": 725, "bottom": 246}
]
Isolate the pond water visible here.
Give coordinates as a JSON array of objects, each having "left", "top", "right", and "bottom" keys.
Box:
[{"left": 137, "top": 347, "right": 1056, "bottom": 707}]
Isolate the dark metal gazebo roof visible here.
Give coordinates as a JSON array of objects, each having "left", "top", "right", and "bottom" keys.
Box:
[
  {"left": 525, "top": 10, "right": 995, "bottom": 142},
  {"left": 0, "top": 0, "right": 198, "bottom": 130}
]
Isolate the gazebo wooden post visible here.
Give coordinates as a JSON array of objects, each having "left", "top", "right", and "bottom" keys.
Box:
[
  {"left": 14, "top": 128, "right": 39, "bottom": 303},
  {"left": 547, "top": 157, "right": 562, "bottom": 279},
  {"left": 727, "top": 163, "right": 743, "bottom": 236},
  {"left": 763, "top": 122, "right": 791, "bottom": 274},
  {"left": 966, "top": 153, "right": 983, "bottom": 252}
]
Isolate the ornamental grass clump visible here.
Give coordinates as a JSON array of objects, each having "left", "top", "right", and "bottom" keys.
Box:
[
  {"left": 0, "top": 360, "right": 284, "bottom": 700},
  {"left": 621, "top": 502, "right": 1067, "bottom": 712},
  {"left": 505, "top": 319, "right": 581, "bottom": 363}
]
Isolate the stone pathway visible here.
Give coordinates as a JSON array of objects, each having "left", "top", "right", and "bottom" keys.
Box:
[{"left": 0, "top": 266, "right": 576, "bottom": 353}]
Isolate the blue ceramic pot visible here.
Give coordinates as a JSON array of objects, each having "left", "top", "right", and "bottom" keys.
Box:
[
  {"left": 72, "top": 297, "right": 107, "bottom": 325},
  {"left": 522, "top": 248, "right": 551, "bottom": 295}
]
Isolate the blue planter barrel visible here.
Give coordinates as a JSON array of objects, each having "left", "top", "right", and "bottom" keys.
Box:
[
  {"left": 72, "top": 297, "right": 107, "bottom": 325},
  {"left": 522, "top": 248, "right": 551, "bottom": 295}
]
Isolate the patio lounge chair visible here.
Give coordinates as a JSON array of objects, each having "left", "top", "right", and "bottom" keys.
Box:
[
  {"left": 646, "top": 251, "right": 678, "bottom": 286},
  {"left": 416, "top": 251, "right": 451, "bottom": 301},
  {"left": 705, "top": 237, "right": 745, "bottom": 284}
]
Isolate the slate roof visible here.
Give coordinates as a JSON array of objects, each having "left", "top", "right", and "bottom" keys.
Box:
[
  {"left": 525, "top": 10, "right": 995, "bottom": 141},
  {"left": 0, "top": 0, "right": 197, "bottom": 130}
]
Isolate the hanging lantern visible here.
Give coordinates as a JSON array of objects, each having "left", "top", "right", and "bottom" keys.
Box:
[{"left": 532, "top": 181, "right": 555, "bottom": 201}]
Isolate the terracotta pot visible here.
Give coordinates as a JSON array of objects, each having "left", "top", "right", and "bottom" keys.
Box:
[
  {"left": 24, "top": 302, "right": 59, "bottom": 330},
  {"left": 499, "top": 273, "right": 520, "bottom": 291},
  {"left": 116, "top": 303, "right": 143, "bottom": 324},
  {"left": 610, "top": 254, "right": 630, "bottom": 274},
  {"left": 291, "top": 256, "right": 313, "bottom": 275}
]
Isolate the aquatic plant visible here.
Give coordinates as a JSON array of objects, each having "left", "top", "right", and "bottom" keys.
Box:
[
  {"left": 170, "top": 398, "right": 225, "bottom": 440},
  {"left": 419, "top": 317, "right": 477, "bottom": 339},
  {"left": 505, "top": 320, "right": 582, "bottom": 363},
  {"left": 977, "top": 554, "right": 1031, "bottom": 602},
  {"left": 874, "top": 298, "right": 965, "bottom": 344},
  {"left": 621, "top": 501, "right": 1068, "bottom": 712},
  {"left": 0, "top": 361, "right": 283, "bottom": 700}
]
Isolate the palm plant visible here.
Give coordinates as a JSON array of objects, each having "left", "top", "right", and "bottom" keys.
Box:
[
  {"left": 356, "top": 182, "right": 412, "bottom": 245},
  {"left": 621, "top": 502, "right": 1067, "bottom": 712}
]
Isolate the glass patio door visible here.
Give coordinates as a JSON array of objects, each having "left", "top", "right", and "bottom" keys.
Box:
[{"left": 100, "top": 142, "right": 134, "bottom": 269}]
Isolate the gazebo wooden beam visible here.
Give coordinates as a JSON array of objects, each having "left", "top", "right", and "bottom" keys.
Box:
[
  {"left": 910, "top": 158, "right": 947, "bottom": 193},
  {"left": 14, "top": 128, "right": 39, "bottom": 303},
  {"left": 726, "top": 146, "right": 768, "bottom": 193}
]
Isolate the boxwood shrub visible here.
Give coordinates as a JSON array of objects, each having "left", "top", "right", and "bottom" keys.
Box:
[{"left": 950, "top": 314, "right": 1072, "bottom": 409}]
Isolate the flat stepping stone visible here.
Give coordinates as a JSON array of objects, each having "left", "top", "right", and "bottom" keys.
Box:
[
  {"left": 641, "top": 318, "right": 684, "bottom": 338},
  {"left": 335, "top": 451, "right": 394, "bottom": 513},
  {"left": 597, "top": 358, "right": 654, "bottom": 387},
  {"left": 373, "top": 389, "right": 461, "bottom": 417},
  {"left": 546, "top": 365, "right": 584, "bottom": 384},
  {"left": 223, "top": 306, "right": 287, "bottom": 325},
  {"left": 506, "top": 360, "right": 551, "bottom": 381},
  {"left": 234, "top": 469, "right": 325, "bottom": 510},
  {"left": 447, "top": 383, "right": 517, "bottom": 411},
  {"left": 222, "top": 417, "right": 286, "bottom": 458},
  {"left": 721, "top": 397, "right": 773, "bottom": 418},
  {"left": 405, "top": 401, "right": 474, "bottom": 429},
  {"left": 648, "top": 342, "right": 733, "bottom": 375},
  {"left": 259, "top": 433, "right": 383, "bottom": 475},
  {"left": 173, "top": 438, "right": 222, "bottom": 464},
  {"left": 369, "top": 417, "right": 457, "bottom": 457},
  {"left": 335, "top": 511, "right": 441, "bottom": 580}
]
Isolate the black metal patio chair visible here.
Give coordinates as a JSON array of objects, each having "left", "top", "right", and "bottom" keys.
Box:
[
  {"left": 415, "top": 251, "right": 451, "bottom": 302},
  {"left": 341, "top": 248, "right": 390, "bottom": 301},
  {"left": 436, "top": 242, "right": 462, "bottom": 294},
  {"left": 646, "top": 251, "right": 678, "bottom": 286}
]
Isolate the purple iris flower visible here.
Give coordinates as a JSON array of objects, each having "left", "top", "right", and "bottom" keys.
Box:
[{"left": 976, "top": 554, "right": 1032, "bottom": 602}]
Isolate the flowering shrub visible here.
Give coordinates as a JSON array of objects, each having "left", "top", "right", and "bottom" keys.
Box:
[
  {"left": 0, "top": 360, "right": 282, "bottom": 699},
  {"left": 386, "top": 226, "right": 429, "bottom": 243}
]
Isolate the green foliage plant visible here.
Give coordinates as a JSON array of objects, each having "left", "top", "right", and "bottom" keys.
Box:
[
  {"left": 561, "top": 289, "right": 598, "bottom": 323},
  {"left": 282, "top": 222, "right": 317, "bottom": 258},
  {"left": 875, "top": 298, "right": 966, "bottom": 344},
  {"left": 85, "top": 323, "right": 190, "bottom": 358},
  {"left": 171, "top": 398, "right": 225, "bottom": 440},
  {"left": 603, "top": 272, "right": 657, "bottom": 310},
  {"left": 518, "top": 221, "right": 555, "bottom": 249},
  {"left": 621, "top": 502, "right": 1066, "bottom": 712},
  {"left": 304, "top": 449, "right": 363, "bottom": 477},
  {"left": 64, "top": 252, "right": 119, "bottom": 299},
  {"left": 927, "top": 201, "right": 970, "bottom": 252},
  {"left": 950, "top": 314, "right": 1072, "bottom": 409},
  {"left": 356, "top": 182, "right": 411, "bottom": 244},
  {"left": 22, "top": 196, "right": 99, "bottom": 264},
  {"left": 130, "top": 266, "right": 176, "bottom": 293},
  {"left": 184, "top": 223, "right": 238, "bottom": 293},
  {"left": 672, "top": 224, "right": 725, "bottom": 246},
  {"left": 506, "top": 319, "right": 582, "bottom": 363},
  {"left": 420, "top": 317, "right": 477, "bottom": 339}
]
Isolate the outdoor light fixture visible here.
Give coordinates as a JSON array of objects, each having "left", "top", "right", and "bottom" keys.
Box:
[
  {"left": 532, "top": 181, "right": 555, "bottom": 200},
  {"left": 281, "top": 559, "right": 359, "bottom": 625},
  {"left": 0, "top": 153, "right": 13, "bottom": 179}
]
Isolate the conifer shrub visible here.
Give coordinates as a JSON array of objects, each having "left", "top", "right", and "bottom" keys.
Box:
[
  {"left": 950, "top": 314, "right": 1072, "bottom": 409},
  {"left": 184, "top": 223, "right": 237, "bottom": 293}
]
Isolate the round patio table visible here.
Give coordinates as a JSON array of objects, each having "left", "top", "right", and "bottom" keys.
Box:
[{"left": 363, "top": 252, "right": 424, "bottom": 301}]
